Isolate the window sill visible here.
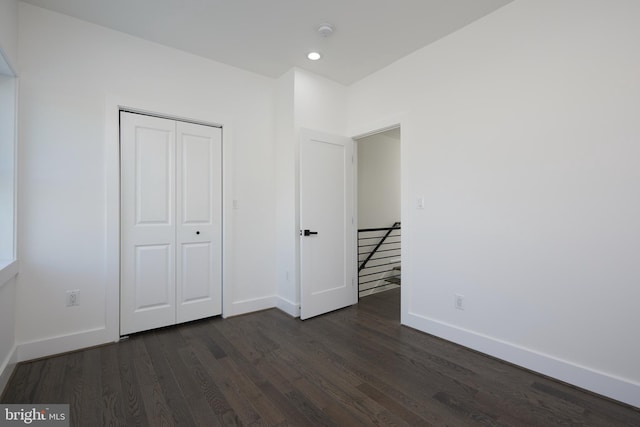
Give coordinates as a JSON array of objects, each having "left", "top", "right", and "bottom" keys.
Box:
[{"left": 0, "top": 259, "right": 18, "bottom": 289}]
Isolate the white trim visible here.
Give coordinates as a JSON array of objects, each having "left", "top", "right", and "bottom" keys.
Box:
[
  {"left": 0, "top": 343, "right": 17, "bottom": 396},
  {"left": 0, "top": 259, "right": 17, "bottom": 289},
  {"left": 0, "top": 72, "right": 18, "bottom": 273},
  {"left": 117, "top": 107, "right": 223, "bottom": 129},
  {"left": 405, "top": 311, "right": 640, "bottom": 409},
  {"left": 11, "top": 78, "right": 18, "bottom": 267},
  {"left": 276, "top": 296, "right": 300, "bottom": 317},
  {"left": 227, "top": 295, "right": 276, "bottom": 318},
  {"left": 105, "top": 94, "right": 235, "bottom": 340},
  {"left": 349, "top": 113, "right": 406, "bottom": 140},
  {"left": 348, "top": 114, "right": 407, "bottom": 310},
  {"left": 0, "top": 47, "right": 16, "bottom": 77},
  {"left": 16, "top": 327, "right": 112, "bottom": 363}
]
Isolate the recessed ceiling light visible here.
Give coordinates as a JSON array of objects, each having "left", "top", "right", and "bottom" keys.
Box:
[{"left": 307, "top": 52, "right": 321, "bottom": 61}]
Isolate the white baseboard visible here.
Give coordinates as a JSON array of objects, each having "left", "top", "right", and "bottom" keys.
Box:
[
  {"left": 16, "top": 327, "right": 116, "bottom": 363},
  {"left": 0, "top": 260, "right": 18, "bottom": 290},
  {"left": 405, "top": 311, "right": 640, "bottom": 409},
  {"left": 0, "top": 344, "right": 17, "bottom": 397},
  {"left": 276, "top": 296, "right": 300, "bottom": 317},
  {"left": 226, "top": 295, "right": 276, "bottom": 318}
]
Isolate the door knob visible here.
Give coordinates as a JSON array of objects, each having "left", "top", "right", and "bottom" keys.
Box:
[{"left": 302, "top": 229, "right": 318, "bottom": 236}]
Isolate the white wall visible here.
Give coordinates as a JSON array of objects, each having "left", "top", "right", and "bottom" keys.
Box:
[
  {"left": 0, "top": 0, "right": 18, "bottom": 71},
  {"left": 275, "top": 69, "right": 297, "bottom": 315},
  {"left": 275, "top": 68, "right": 348, "bottom": 316},
  {"left": 16, "top": 4, "right": 277, "bottom": 359},
  {"left": 348, "top": 0, "right": 640, "bottom": 407},
  {"left": 294, "top": 69, "right": 348, "bottom": 136},
  {"left": 357, "top": 131, "right": 401, "bottom": 229}
]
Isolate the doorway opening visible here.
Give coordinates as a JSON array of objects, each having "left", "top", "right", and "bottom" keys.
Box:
[{"left": 356, "top": 127, "right": 401, "bottom": 300}]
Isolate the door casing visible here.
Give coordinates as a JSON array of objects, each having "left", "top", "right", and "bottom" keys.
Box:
[{"left": 105, "top": 96, "right": 235, "bottom": 343}]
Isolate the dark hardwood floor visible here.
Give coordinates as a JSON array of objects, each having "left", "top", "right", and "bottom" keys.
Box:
[{"left": 2, "top": 288, "right": 639, "bottom": 426}]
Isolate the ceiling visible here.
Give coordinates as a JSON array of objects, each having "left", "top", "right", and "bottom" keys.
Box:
[{"left": 21, "top": 0, "right": 513, "bottom": 85}]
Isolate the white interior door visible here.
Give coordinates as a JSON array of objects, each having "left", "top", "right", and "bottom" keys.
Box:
[
  {"left": 300, "top": 129, "right": 356, "bottom": 320},
  {"left": 120, "top": 113, "right": 177, "bottom": 334},
  {"left": 176, "top": 121, "right": 222, "bottom": 323},
  {"left": 120, "top": 112, "right": 222, "bottom": 335}
]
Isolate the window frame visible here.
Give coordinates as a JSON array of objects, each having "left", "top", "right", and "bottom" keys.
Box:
[{"left": 0, "top": 53, "right": 17, "bottom": 288}]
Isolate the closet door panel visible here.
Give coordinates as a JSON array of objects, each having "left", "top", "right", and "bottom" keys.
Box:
[
  {"left": 176, "top": 121, "right": 222, "bottom": 323},
  {"left": 120, "top": 112, "right": 176, "bottom": 335}
]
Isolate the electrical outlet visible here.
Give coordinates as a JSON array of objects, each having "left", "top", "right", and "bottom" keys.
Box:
[
  {"left": 66, "top": 290, "right": 80, "bottom": 307},
  {"left": 455, "top": 294, "right": 464, "bottom": 310}
]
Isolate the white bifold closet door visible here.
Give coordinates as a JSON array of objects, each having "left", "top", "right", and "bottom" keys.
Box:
[{"left": 120, "top": 112, "right": 222, "bottom": 335}]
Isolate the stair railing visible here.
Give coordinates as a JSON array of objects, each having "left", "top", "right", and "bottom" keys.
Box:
[{"left": 357, "top": 222, "right": 401, "bottom": 298}]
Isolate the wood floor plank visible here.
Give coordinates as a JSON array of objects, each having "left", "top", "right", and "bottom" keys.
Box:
[
  {"left": 77, "top": 347, "right": 103, "bottom": 426},
  {"left": 198, "top": 321, "right": 297, "bottom": 425},
  {"left": 117, "top": 339, "right": 149, "bottom": 426},
  {"left": 0, "top": 363, "right": 30, "bottom": 403},
  {"left": 2, "top": 288, "right": 639, "bottom": 426},
  {"left": 61, "top": 351, "right": 84, "bottom": 424},
  {"left": 304, "top": 310, "right": 477, "bottom": 403},
  {"left": 31, "top": 355, "right": 65, "bottom": 403},
  {"left": 257, "top": 321, "right": 428, "bottom": 426},
  {"left": 259, "top": 308, "right": 457, "bottom": 426},
  {"left": 25, "top": 361, "right": 48, "bottom": 403},
  {"left": 181, "top": 328, "right": 270, "bottom": 425},
  {"left": 292, "top": 376, "right": 370, "bottom": 427},
  {"left": 130, "top": 336, "right": 174, "bottom": 427},
  {"left": 176, "top": 344, "right": 240, "bottom": 425},
  {"left": 142, "top": 332, "right": 199, "bottom": 426},
  {"left": 99, "top": 342, "right": 127, "bottom": 425},
  {"left": 356, "top": 382, "right": 432, "bottom": 427}
]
